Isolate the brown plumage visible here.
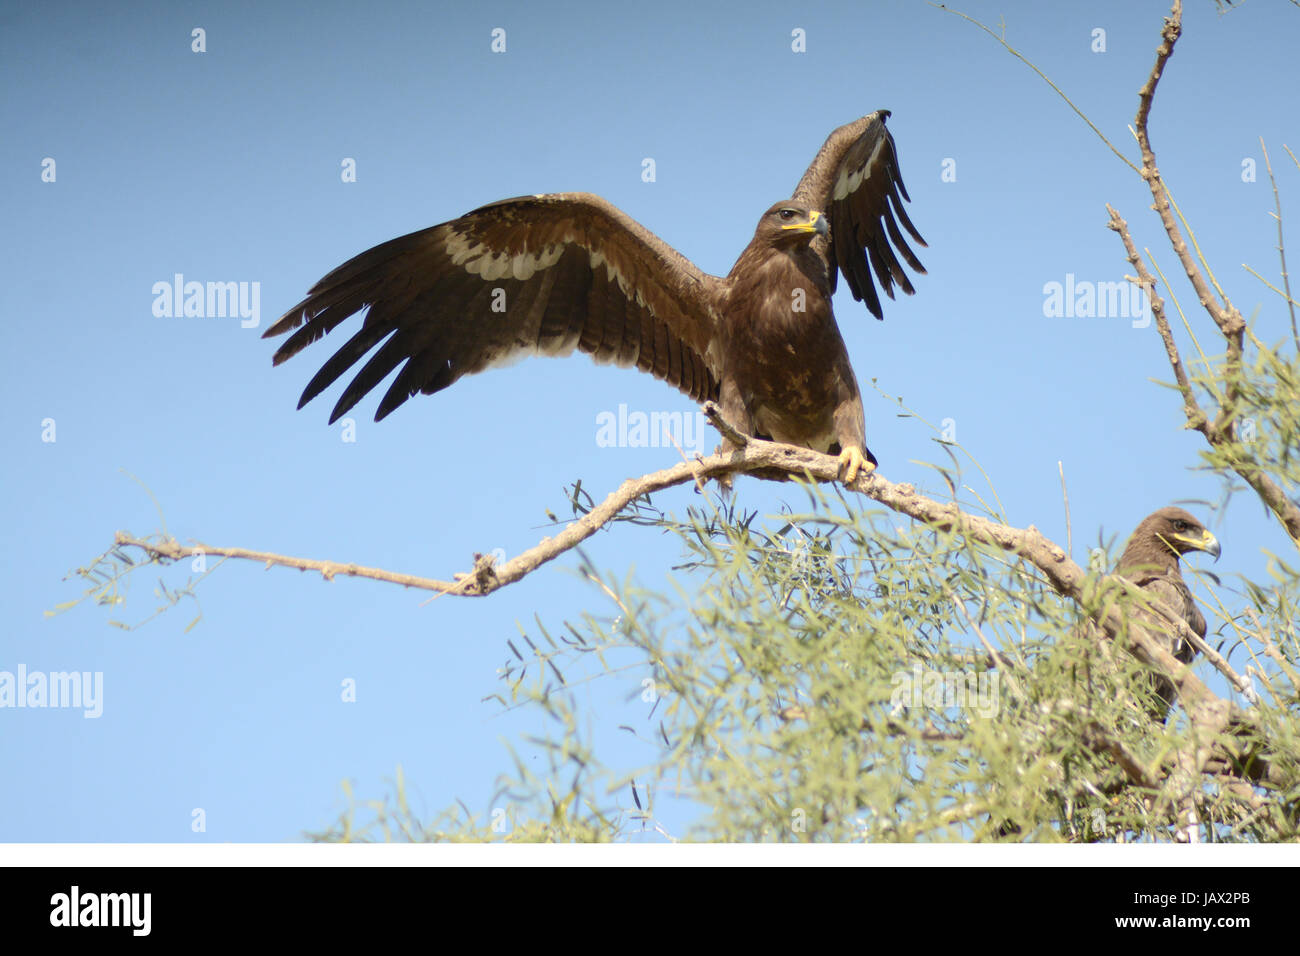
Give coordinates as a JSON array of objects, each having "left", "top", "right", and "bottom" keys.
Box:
[
  {"left": 1116, "top": 507, "right": 1221, "bottom": 717},
  {"left": 264, "top": 111, "right": 925, "bottom": 479}
]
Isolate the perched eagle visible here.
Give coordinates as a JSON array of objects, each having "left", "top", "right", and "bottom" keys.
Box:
[
  {"left": 264, "top": 110, "right": 925, "bottom": 481},
  {"left": 1116, "top": 507, "right": 1220, "bottom": 717}
]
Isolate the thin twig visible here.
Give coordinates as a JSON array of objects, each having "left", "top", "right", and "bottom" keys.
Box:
[
  {"left": 1260, "top": 139, "right": 1298, "bottom": 352},
  {"left": 1058, "top": 460, "right": 1071, "bottom": 560},
  {"left": 1106, "top": 205, "right": 1204, "bottom": 429},
  {"left": 932, "top": 4, "right": 1141, "bottom": 174}
]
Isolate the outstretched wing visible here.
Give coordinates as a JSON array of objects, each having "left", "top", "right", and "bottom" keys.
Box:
[
  {"left": 792, "top": 110, "right": 927, "bottom": 319},
  {"left": 265, "top": 193, "right": 723, "bottom": 423}
]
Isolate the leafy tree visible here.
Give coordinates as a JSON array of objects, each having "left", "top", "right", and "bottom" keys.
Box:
[{"left": 390, "top": 1, "right": 1300, "bottom": 843}]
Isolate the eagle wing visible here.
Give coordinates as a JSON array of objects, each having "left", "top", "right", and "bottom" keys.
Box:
[
  {"left": 792, "top": 110, "right": 927, "bottom": 319},
  {"left": 1139, "top": 572, "right": 1206, "bottom": 653},
  {"left": 1134, "top": 571, "right": 1202, "bottom": 716},
  {"left": 264, "top": 193, "right": 723, "bottom": 423}
]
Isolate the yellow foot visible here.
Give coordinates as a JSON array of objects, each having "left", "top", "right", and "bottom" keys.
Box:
[{"left": 838, "top": 446, "right": 875, "bottom": 484}]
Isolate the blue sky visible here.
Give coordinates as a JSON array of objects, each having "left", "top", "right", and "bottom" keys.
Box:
[{"left": 2, "top": 0, "right": 1296, "bottom": 841}]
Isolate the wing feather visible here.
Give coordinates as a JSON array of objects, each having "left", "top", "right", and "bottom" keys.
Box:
[
  {"left": 264, "top": 193, "right": 723, "bottom": 422},
  {"left": 792, "top": 110, "right": 927, "bottom": 319}
]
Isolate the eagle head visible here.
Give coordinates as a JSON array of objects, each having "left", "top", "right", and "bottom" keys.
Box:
[
  {"left": 1139, "top": 506, "right": 1221, "bottom": 562},
  {"left": 757, "top": 202, "right": 829, "bottom": 245}
]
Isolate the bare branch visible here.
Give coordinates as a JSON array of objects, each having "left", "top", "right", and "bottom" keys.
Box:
[
  {"left": 113, "top": 530, "right": 461, "bottom": 593},
  {"left": 111, "top": 404, "right": 1240, "bottom": 758},
  {"left": 1106, "top": 204, "right": 1205, "bottom": 431},
  {"left": 702, "top": 401, "right": 748, "bottom": 447},
  {"left": 1133, "top": 5, "right": 1242, "bottom": 334}
]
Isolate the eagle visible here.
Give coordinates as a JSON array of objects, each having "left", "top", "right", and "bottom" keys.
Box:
[
  {"left": 264, "top": 110, "right": 925, "bottom": 481},
  {"left": 1115, "top": 507, "right": 1220, "bottom": 717}
]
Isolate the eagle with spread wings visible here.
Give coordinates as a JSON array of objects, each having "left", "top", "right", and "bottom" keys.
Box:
[{"left": 265, "top": 110, "right": 926, "bottom": 482}]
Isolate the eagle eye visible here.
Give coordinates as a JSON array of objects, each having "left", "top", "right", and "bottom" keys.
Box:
[
  {"left": 1173, "top": 520, "right": 1188, "bottom": 532},
  {"left": 778, "top": 208, "right": 798, "bottom": 220}
]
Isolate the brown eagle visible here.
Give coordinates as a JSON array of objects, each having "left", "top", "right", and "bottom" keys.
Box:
[
  {"left": 264, "top": 110, "right": 925, "bottom": 481},
  {"left": 1116, "top": 507, "right": 1220, "bottom": 717}
]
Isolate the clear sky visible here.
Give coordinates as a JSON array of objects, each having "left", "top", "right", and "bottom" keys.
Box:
[{"left": 2, "top": 0, "right": 1295, "bottom": 841}]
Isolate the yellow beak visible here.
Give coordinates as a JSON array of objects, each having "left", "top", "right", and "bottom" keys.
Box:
[
  {"left": 1172, "top": 529, "right": 1221, "bottom": 560},
  {"left": 780, "top": 210, "right": 828, "bottom": 235}
]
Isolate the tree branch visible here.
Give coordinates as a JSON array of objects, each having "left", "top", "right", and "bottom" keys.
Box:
[
  {"left": 1106, "top": 205, "right": 1205, "bottom": 430},
  {"left": 1110, "top": 0, "right": 1300, "bottom": 544},
  {"left": 114, "top": 402, "right": 1237, "bottom": 749}
]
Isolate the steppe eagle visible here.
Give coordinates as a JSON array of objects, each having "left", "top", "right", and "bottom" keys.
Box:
[
  {"left": 1117, "top": 506, "right": 1221, "bottom": 717},
  {"left": 265, "top": 110, "right": 926, "bottom": 481}
]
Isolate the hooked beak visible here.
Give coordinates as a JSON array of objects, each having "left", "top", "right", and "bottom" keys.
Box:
[
  {"left": 781, "top": 210, "right": 828, "bottom": 236},
  {"left": 1174, "top": 528, "right": 1221, "bottom": 561}
]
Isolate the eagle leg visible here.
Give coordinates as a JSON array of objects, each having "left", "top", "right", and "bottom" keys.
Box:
[
  {"left": 838, "top": 445, "right": 874, "bottom": 484},
  {"left": 715, "top": 380, "right": 754, "bottom": 453}
]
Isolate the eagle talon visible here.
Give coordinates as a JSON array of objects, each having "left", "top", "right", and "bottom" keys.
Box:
[{"left": 838, "top": 446, "right": 874, "bottom": 484}]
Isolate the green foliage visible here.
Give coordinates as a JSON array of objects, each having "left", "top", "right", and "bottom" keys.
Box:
[
  {"left": 316, "top": 431, "right": 1300, "bottom": 841},
  {"left": 311, "top": 270, "right": 1300, "bottom": 844},
  {"left": 1195, "top": 331, "right": 1300, "bottom": 499},
  {"left": 312, "top": 232, "right": 1300, "bottom": 839}
]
